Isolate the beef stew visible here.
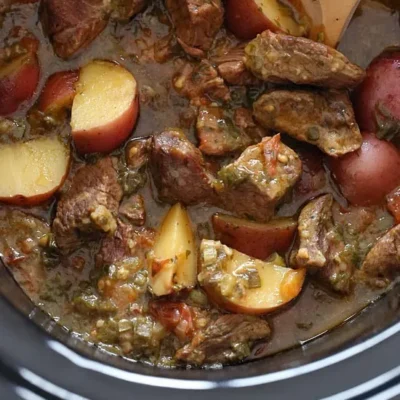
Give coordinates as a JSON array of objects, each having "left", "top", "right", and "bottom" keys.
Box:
[{"left": 0, "top": 0, "right": 400, "bottom": 369}]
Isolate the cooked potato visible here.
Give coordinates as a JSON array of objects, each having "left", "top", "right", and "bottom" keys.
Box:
[
  {"left": 0, "top": 37, "right": 40, "bottom": 116},
  {"left": 353, "top": 47, "right": 400, "bottom": 137},
  {"left": 198, "top": 240, "right": 306, "bottom": 314},
  {"left": 212, "top": 214, "right": 297, "bottom": 260},
  {"left": 0, "top": 137, "right": 70, "bottom": 205},
  {"left": 149, "top": 203, "right": 197, "bottom": 296},
  {"left": 38, "top": 71, "right": 78, "bottom": 115},
  {"left": 225, "top": 0, "right": 307, "bottom": 40},
  {"left": 71, "top": 60, "right": 139, "bottom": 154}
]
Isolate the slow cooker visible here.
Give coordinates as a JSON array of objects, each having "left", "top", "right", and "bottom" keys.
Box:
[{"left": 1, "top": 261, "right": 400, "bottom": 399}]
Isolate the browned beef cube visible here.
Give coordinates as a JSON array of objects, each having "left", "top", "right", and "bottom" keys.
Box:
[
  {"left": 40, "top": 0, "right": 146, "bottom": 59},
  {"left": 173, "top": 60, "right": 230, "bottom": 106},
  {"left": 166, "top": 0, "right": 223, "bottom": 58},
  {"left": 294, "top": 194, "right": 334, "bottom": 268},
  {"left": 361, "top": 224, "right": 400, "bottom": 288},
  {"left": 40, "top": 0, "right": 110, "bottom": 59},
  {"left": 196, "top": 106, "right": 267, "bottom": 156},
  {"left": 151, "top": 129, "right": 219, "bottom": 205},
  {"left": 213, "top": 46, "right": 261, "bottom": 86},
  {"left": 290, "top": 194, "right": 354, "bottom": 294},
  {"left": 254, "top": 89, "right": 362, "bottom": 157},
  {"left": 96, "top": 220, "right": 155, "bottom": 267},
  {"left": 245, "top": 30, "right": 365, "bottom": 89},
  {"left": 217, "top": 60, "right": 260, "bottom": 86},
  {"left": 53, "top": 157, "right": 123, "bottom": 254},
  {"left": 119, "top": 194, "right": 146, "bottom": 226},
  {"left": 151, "top": 132, "right": 300, "bottom": 221},
  {"left": 219, "top": 135, "right": 302, "bottom": 221},
  {"left": 176, "top": 314, "right": 270, "bottom": 365},
  {"left": 234, "top": 107, "right": 269, "bottom": 142}
]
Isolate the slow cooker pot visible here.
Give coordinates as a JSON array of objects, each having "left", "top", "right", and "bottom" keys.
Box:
[{"left": 1, "top": 261, "right": 400, "bottom": 400}]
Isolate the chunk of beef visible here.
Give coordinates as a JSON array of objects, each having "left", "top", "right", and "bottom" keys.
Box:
[
  {"left": 196, "top": 106, "right": 267, "bottom": 156},
  {"left": 217, "top": 60, "right": 260, "bottom": 86},
  {"left": 151, "top": 132, "right": 300, "bottom": 221},
  {"left": 176, "top": 314, "right": 270, "bottom": 365},
  {"left": 96, "top": 220, "right": 155, "bottom": 266},
  {"left": 213, "top": 46, "right": 261, "bottom": 86},
  {"left": 173, "top": 60, "right": 230, "bottom": 106},
  {"left": 294, "top": 194, "right": 334, "bottom": 268},
  {"left": 234, "top": 108, "right": 269, "bottom": 142},
  {"left": 40, "top": 0, "right": 146, "bottom": 59},
  {"left": 119, "top": 194, "right": 146, "bottom": 226},
  {"left": 361, "top": 224, "right": 400, "bottom": 288},
  {"left": 245, "top": 30, "right": 365, "bottom": 89},
  {"left": 53, "top": 157, "right": 123, "bottom": 254},
  {"left": 40, "top": 0, "right": 109, "bottom": 59},
  {"left": 166, "top": 0, "right": 223, "bottom": 58},
  {"left": 290, "top": 194, "right": 354, "bottom": 293},
  {"left": 219, "top": 135, "right": 302, "bottom": 221},
  {"left": 253, "top": 90, "right": 362, "bottom": 157},
  {"left": 110, "top": 0, "right": 147, "bottom": 21},
  {"left": 151, "top": 129, "right": 219, "bottom": 205}
]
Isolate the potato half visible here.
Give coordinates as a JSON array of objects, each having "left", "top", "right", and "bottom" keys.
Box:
[{"left": 0, "top": 136, "right": 70, "bottom": 206}]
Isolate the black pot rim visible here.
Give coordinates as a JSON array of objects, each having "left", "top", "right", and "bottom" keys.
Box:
[{"left": 1, "top": 287, "right": 400, "bottom": 400}]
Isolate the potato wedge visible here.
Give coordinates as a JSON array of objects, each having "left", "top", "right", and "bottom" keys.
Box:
[
  {"left": 225, "top": 0, "right": 307, "bottom": 40},
  {"left": 199, "top": 240, "right": 305, "bottom": 314},
  {"left": 212, "top": 214, "right": 297, "bottom": 260},
  {"left": 0, "top": 136, "right": 70, "bottom": 206},
  {"left": 149, "top": 203, "right": 197, "bottom": 296}
]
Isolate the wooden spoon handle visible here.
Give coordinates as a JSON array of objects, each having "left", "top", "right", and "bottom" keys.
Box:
[
  {"left": 302, "top": 0, "right": 362, "bottom": 47},
  {"left": 322, "top": 0, "right": 361, "bottom": 46}
]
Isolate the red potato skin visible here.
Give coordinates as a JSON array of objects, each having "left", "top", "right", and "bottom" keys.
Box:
[
  {"left": 329, "top": 133, "right": 400, "bottom": 206},
  {"left": 225, "top": 0, "right": 282, "bottom": 40},
  {"left": 149, "top": 301, "right": 195, "bottom": 340},
  {"left": 38, "top": 70, "right": 78, "bottom": 114},
  {"left": 72, "top": 95, "right": 139, "bottom": 154},
  {"left": 212, "top": 214, "right": 297, "bottom": 260},
  {"left": 0, "top": 53, "right": 40, "bottom": 115},
  {"left": 353, "top": 48, "right": 400, "bottom": 134}
]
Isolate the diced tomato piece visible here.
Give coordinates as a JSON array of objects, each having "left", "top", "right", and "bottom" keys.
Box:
[
  {"left": 262, "top": 134, "right": 281, "bottom": 177},
  {"left": 149, "top": 301, "right": 195, "bottom": 341}
]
